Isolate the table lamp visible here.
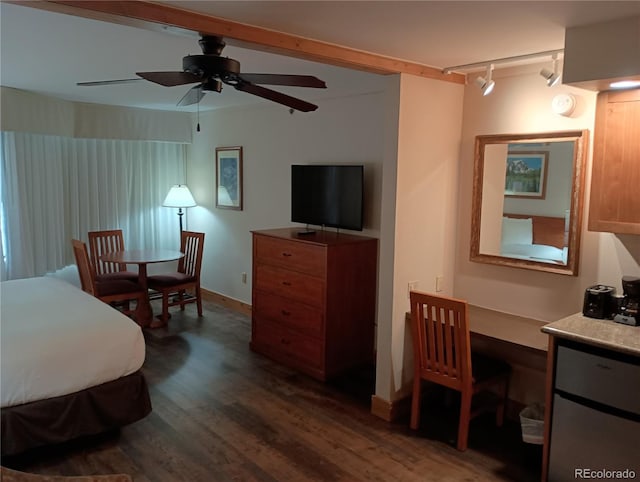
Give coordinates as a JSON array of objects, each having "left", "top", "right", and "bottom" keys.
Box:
[{"left": 163, "top": 184, "right": 196, "bottom": 233}]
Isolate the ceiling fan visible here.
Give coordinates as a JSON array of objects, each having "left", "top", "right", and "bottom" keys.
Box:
[{"left": 77, "top": 35, "right": 327, "bottom": 112}]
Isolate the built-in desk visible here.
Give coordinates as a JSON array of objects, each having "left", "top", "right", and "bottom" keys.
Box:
[
  {"left": 467, "top": 305, "right": 549, "bottom": 420},
  {"left": 404, "top": 305, "right": 548, "bottom": 352},
  {"left": 469, "top": 305, "right": 549, "bottom": 353},
  {"left": 382, "top": 305, "right": 548, "bottom": 422}
]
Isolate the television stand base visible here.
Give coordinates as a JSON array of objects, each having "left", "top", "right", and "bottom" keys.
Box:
[{"left": 297, "top": 230, "right": 316, "bottom": 236}]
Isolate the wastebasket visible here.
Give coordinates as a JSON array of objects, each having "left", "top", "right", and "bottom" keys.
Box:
[{"left": 519, "top": 403, "right": 544, "bottom": 444}]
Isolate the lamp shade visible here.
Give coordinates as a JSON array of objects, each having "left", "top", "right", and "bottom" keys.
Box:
[{"left": 163, "top": 185, "right": 196, "bottom": 208}]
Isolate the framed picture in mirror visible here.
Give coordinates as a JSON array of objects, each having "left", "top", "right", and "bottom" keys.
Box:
[{"left": 505, "top": 151, "right": 548, "bottom": 199}]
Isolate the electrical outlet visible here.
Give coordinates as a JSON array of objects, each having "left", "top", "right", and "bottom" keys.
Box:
[
  {"left": 241, "top": 272, "right": 247, "bottom": 284},
  {"left": 436, "top": 276, "right": 444, "bottom": 292},
  {"left": 408, "top": 280, "right": 419, "bottom": 298}
]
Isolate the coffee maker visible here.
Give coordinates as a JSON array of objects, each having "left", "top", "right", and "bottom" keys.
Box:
[{"left": 614, "top": 276, "right": 640, "bottom": 326}]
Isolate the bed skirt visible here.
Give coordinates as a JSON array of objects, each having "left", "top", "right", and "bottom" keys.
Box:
[{"left": 1, "top": 370, "right": 152, "bottom": 456}]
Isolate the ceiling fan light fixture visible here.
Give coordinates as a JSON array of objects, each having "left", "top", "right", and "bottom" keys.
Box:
[{"left": 81, "top": 34, "right": 325, "bottom": 112}]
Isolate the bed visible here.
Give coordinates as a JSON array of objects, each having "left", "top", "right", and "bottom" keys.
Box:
[
  {"left": 501, "top": 214, "right": 568, "bottom": 264},
  {"left": 1, "top": 276, "right": 151, "bottom": 456}
]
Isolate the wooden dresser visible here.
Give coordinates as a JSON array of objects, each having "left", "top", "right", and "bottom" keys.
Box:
[{"left": 251, "top": 228, "right": 378, "bottom": 381}]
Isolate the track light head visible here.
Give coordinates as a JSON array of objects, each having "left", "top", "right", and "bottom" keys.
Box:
[
  {"left": 540, "top": 54, "right": 561, "bottom": 87},
  {"left": 540, "top": 67, "right": 561, "bottom": 87},
  {"left": 475, "top": 64, "right": 495, "bottom": 96},
  {"left": 474, "top": 76, "right": 495, "bottom": 95}
]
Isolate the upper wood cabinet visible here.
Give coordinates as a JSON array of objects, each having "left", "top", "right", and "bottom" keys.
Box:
[{"left": 588, "top": 88, "right": 640, "bottom": 234}]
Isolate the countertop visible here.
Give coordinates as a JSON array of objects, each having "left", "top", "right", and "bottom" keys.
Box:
[{"left": 541, "top": 312, "right": 640, "bottom": 356}]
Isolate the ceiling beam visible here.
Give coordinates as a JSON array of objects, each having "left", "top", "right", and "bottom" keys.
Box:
[{"left": 19, "top": 0, "right": 465, "bottom": 84}]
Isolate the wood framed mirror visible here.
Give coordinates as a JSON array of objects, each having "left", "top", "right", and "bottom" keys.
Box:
[{"left": 470, "top": 130, "right": 589, "bottom": 276}]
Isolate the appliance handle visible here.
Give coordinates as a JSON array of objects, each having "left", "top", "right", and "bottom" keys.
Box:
[{"left": 555, "top": 389, "right": 640, "bottom": 421}]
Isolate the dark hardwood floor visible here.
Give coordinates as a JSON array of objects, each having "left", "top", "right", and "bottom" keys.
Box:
[{"left": 3, "top": 299, "right": 542, "bottom": 481}]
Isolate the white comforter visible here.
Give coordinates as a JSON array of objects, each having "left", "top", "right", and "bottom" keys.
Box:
[
  {"left": 1, "top": 276, "right": 145, "bottom": 408},
  {"left": 501, "top": 243, "right": 567, "bottom": 264}
]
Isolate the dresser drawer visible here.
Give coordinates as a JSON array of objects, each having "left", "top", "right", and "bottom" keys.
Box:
[
  {"left": 255, "top": 264, "right": 324, "bottom": 307},
  {"left": 253, "top": 317, "right": 323, "bottom": 369},
  {"left": 254, "top": 290, "right": 323, "bottom": 338},
  {"left": 254, "top": 235, "right": 326, "bottom": 276}
]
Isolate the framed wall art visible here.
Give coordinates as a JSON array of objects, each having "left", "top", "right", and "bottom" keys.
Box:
[
  {"left": 504, "top": 151, "right": 548, "bottom": 199},
  {"left": 215, "top": 146, "right": 243, "bottom": 210}
]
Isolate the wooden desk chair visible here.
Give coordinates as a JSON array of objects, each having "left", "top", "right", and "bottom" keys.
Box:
[
  {"left": 72, "top": 239, "right": 145, "bottom": 321},
  {"left": 147, "top": 231, "right": 205, "bottom": 324},
  {"left": 88, "top": 229, "right": 138, "bottom": 282},
  {"left": 409, "top": 291, "right": 511, "bottom": 451}
]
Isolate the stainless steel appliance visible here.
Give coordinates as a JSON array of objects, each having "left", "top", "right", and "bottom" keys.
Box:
[{"left": 548, "top": 340, "right": 640, "bottom": 481}]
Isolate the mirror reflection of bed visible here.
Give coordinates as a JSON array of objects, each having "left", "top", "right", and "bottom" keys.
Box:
[{"left": 501, "top": 214, "right": 568, "bottom": 264}]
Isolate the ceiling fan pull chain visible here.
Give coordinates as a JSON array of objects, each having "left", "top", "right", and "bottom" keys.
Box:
[{"left": 196, "top": 101, "right": 201, "bottom": 133}]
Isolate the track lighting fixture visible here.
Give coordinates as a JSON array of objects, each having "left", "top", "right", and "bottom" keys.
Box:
[
  {"left": 475, "top": 64, "right": 495, "bottom": 96},
  {"left": 540, "top": 54, "right": 561, "bottom": 87},
  {"left": 443, "top": 48, "right": 565, "bottom": 97}
]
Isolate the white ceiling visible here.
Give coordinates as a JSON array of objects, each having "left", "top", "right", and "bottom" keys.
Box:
[{"left": 2, "top": 1, "right": 640, "bottom": 113}]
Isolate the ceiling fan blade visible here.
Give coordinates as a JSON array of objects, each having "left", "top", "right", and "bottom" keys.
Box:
[
  {"left": 235, "top": 82, "right": 318, "bottom": 112},
  {"left": 177, "top": 85, "right": 205, "bottom": 107},
  {"left": 238, "top": 74, "right": 326, "bottom": 88},
  {"left": 136, "top": 71, "right": 203, "bottom": 87},
  {"left": 77, "top": 78, "right": 142, "bottom": 87}
]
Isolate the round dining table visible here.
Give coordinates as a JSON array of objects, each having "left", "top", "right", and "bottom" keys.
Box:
[{"left": 99, "top": 249, "right": 184, "bottom": 328}]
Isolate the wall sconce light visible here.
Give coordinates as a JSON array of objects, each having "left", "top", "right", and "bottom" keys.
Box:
[
  {"left": 540, "top": 54, "right": 561, "bottom": 87},
  {"left": 475, "top": 64, "right": 495, "bottom": 96}
]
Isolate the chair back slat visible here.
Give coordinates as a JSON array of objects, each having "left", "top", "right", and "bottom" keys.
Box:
[
  {"left": 410, "top": 291, "right": 472, "bottom": 391},
  {"left": 88, "top": 229, "right": 127, "bottom": 275},
  {"left": 72, "top": 239, "right": 97, "bottom": 296},
  {"left": 178, "top": 231, "right": 205, "bottom": 278}
]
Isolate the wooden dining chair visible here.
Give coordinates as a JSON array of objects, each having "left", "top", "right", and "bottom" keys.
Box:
[
  {"left": 409, "top": 291, "right": 511, "bottom": 451},
  {"left": 88, "top": 229, "right": 138, "bottom": 282},
  {"left": 72, "top": 239, "right": 146, "bottom": 321},
  {"left": 147, "top": 231, "right": 205, "bottom": 324}
]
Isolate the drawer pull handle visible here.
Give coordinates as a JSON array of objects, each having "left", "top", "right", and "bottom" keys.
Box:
[
  {"left": 282, "top": 252, "right": 292, "bottom": 257},
  {"left": 282, "top": 281, "right": 292, "bottom": 286},
  {"left": 595, "top": 363, "right": 612, "bottom": 370},
  {"left": 281, "top": 310, "right": 291, "bottom": 316}
]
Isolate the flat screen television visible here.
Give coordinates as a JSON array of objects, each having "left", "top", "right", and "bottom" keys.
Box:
[{"left": 291, "top": 164, "right": 364, "bottom": 231}]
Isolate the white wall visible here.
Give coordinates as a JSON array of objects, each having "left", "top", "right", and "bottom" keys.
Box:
[
  {"left": 185, "top": 74, "right": 467, "bottom": 405},
  {"left": 455, "top": 64, "right": 640, "bottom": 322},
  {"left": 504, "top": 142, "right": 574, "bottom": 218},
  {"left": 374, "top": 73, "right": 465, "bottom": 401},
  {"left": 186, "top": 89, "right": 389, "bottom": 304}
]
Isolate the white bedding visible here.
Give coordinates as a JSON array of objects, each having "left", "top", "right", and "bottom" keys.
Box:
[
  {"left": 501, "top": 243, "right": 567, "bottom": 264},
  {"left": 1, "top": 276, "right": 145, "bottom": 408}
]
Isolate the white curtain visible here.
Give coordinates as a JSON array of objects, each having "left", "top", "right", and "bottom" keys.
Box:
[{"left": 1, "top": 131, "right": 188, "bottom": 281}]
